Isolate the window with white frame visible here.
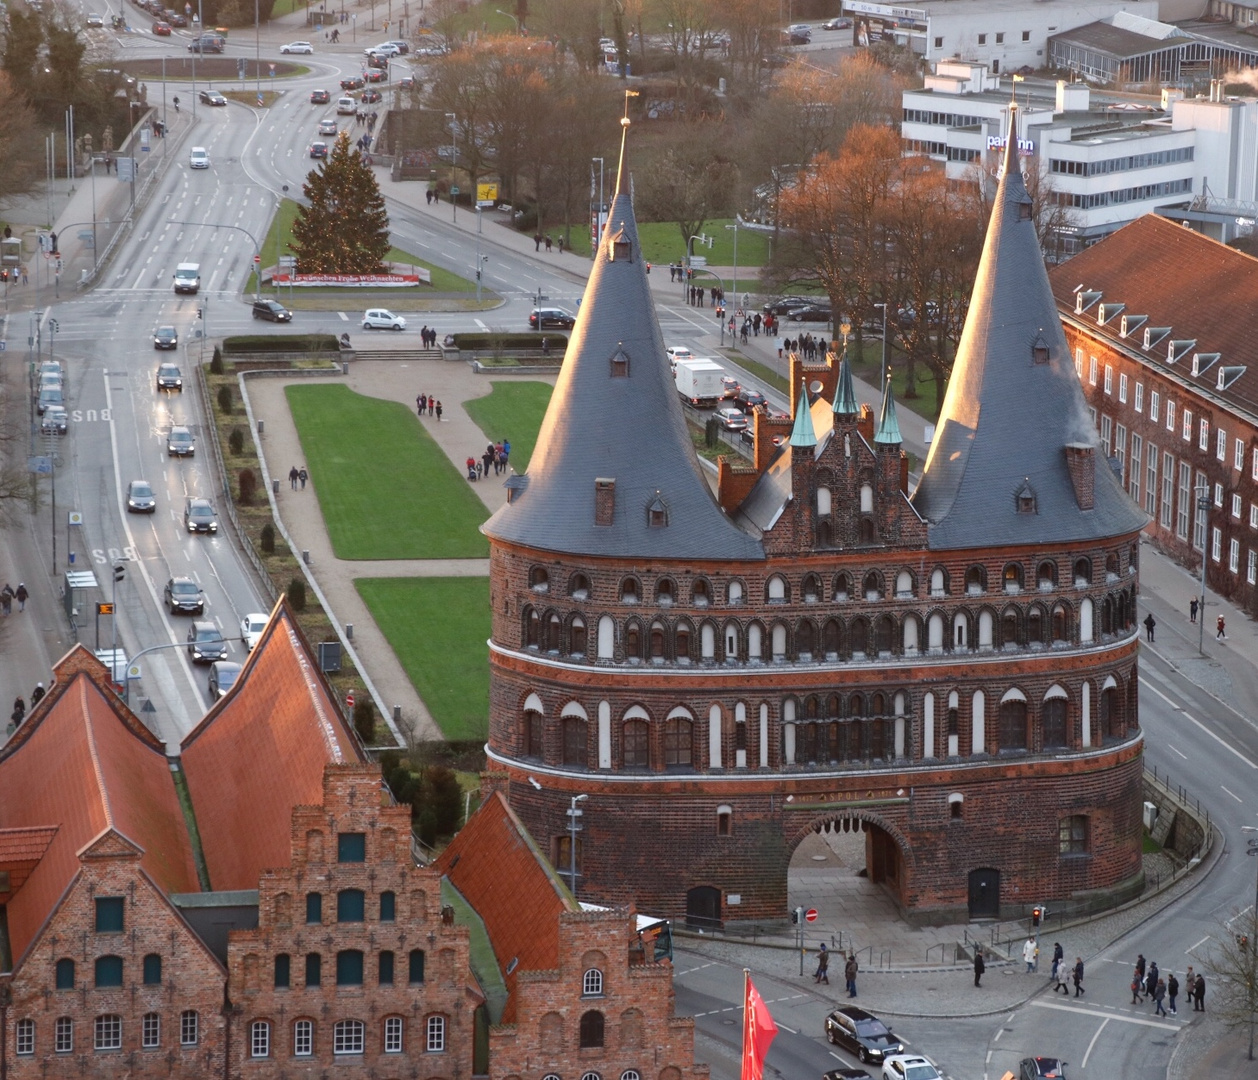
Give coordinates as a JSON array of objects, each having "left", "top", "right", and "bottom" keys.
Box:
[
  {"left": 1251, "top": 504, "right": 1258, "bottom": 529},
  {"left": 623, "top": 1072, "right": 642, "bottom": 1080},
  {"left": 1230, "top": 538, "right": 1240, "bottom": 573},
  {"left": 1215, "top": 482, "right": 1224, "bottom": 507},
  {"left": 1199, "top": 418, "right": 1209, "bottom": 451},
  {"left": 1249, "top": 549, "right": 1257, "bottom": 584},
  {"left": 1089, "top": 356, "right": 1098, "bottom": 385},
  {"left": 1177, "top": 462, "right": 1191, "bottom": 540},
  {"left": 583, "top": 968, "right": 605, "bottom": 996},
  {"left": 1118, "top": 373, "right": 1128, "bottom": 402},
  {"left": 55, "top": 1018, "right": 73, "bottom": 1053},
  {"left": 333, "top": 1019, "right": 364, "bottom": 1055},
  {"left": 1253, "top": 447, "right": 1258, "bottom": 479},
  {"left": 426, "top": 1015, "right": 446, "bottom": 1052},
  {"left": 1213, "top": 527, "right": 1223, "bottom": 561},
  {"left": 250, "top": 1021, "right": 270, "bottom": 1058},
  {"left": 94, "top": 1014, "right": 122, "bottom": 1051},
  {"left": 1234, "top": 494, "right": 1243, "bottom": 519},
  {"left": 294, "top": 1020, "right": 313, "bottom": 1056},
  {"left": 1218, "top": 428, "right": 1227, "bottom": 461},
  {"left": 1134, "top": 382, "right": 1144, "bottom": 412},
  {"left": 385, "top": 1016, "right": 404, "bottom": 1053},
  {"left": 1129, "top": 434, "right": 1142, "bottom": 504},
  {"left": 180, "top": 1011, "right": 198, "bottom": 1047},
  {"left": 1237, "top": 438, "right": 1245, "bottom": 472},
  {"left": 1115, "top": 424, "right": 1127, "bottom": 475},
  {"left": 1182, "top": 409, "right": 1192, "bottom": 442},
  {"left": 142, "top": 1013, "right": 160, "bottom": 1049},
  {"left": 1074, "top": 347, "right": 1083, "bottom": 377},
  {"left": 1167, "top": 400, "right": 1175, "bottom": 431},
  {"left": 1162, "top": 453, "right": 1174, "bottom": 529},
  {"left": 1100, "top": 415, "right": 1112, "bottom": 455},
  {"left": 1104, "top": 365, "right": 1113, "bottom": 394},
  {"left": 16, "top": 1019, "right": 34, "bottom": 1056},
  {"left": 1150, "top": 390, "right": 1159, "bottom": 422}
]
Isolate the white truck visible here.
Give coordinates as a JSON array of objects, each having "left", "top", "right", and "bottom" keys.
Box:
[
  {"left": 173, "top": 263, "right": 201, "bottom": 294},
  {"left": 674, "top": 357, "right": 726, "bottom": 408}
]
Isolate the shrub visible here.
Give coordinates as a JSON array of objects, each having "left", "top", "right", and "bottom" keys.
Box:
[
  {"left": 378, "top": 749, "right": 401, "bottom": 777},
  {"left": 209, "top": 346, "right": 224, "bottom": 374},
  {"left": 260, "top": 522, "right": 275, "bottom": 553},
  {"left": 421, "top": 764, "right": 463, "bottom": 835},
  {"left": 287, "top": 577, "right": 307, "bottom": 611},
  {"left": 222, "top": 334, "right": 339, "bottom": 355},
  {"left": 228, "top": 427, "right": 244, "bottom": 454},
  {"left": 352, "top": 698, "right": 375, "bottom": 743},
  {"left": 414, "top": 806, "right": 438, "bottom": 847},
  {"left": 239, "top": 468, "right": 257, "bottom": 504},
  {"left": 217, "top": 385, "right": 233, "bottom": 414}
]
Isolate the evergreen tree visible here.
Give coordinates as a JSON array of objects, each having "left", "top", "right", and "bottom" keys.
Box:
[{"left": 291, "top": 131, "right": 390, "bottom": 274}]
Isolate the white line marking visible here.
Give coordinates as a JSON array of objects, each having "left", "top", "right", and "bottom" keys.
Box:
[
  {"left": 1222, "top": 785, "right": 1244, "bottom": 803},
  {"left": 1139, "top": 677, "right": 1258, "bottom": 769},
  {"left": 1167, "top": 743, "right": 1188, "bottom": 760},
  {"left": 1030, "top": 1000, "right": 1179, "bottom": 1031},
  {"left": 1081, "top": 1017, "right": 1110, "bottom": 1069}
]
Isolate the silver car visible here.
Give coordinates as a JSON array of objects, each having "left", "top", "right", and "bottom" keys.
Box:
[
  {"left": 41, "top": 405, "right": 69, "bottom": 434},
  {"left": 363, "top": 308, "right": 407, "bottom": 330},
  {"left": 126, "top": 480, "right": 157, "bottom": 513},
  {"left": 167, "top": 426, "right": 195, "bottom": 456}
]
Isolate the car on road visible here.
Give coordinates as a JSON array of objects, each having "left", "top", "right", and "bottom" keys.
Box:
[
  {"left": 363, "top": 67, "right": 387, "bottom": 82},
  {"left": 41, "top": 405, "right": 68, "bottom": 434},
  {"left": 825, "top": 1006, "right": 904, "bottom": 1066},
  {"left": 309, "top": 141, "right": 328, "bottom": 159},
  {"left": 384, "top": 39, "right": 409, "bottom": 54},
  {"left": 187, "top": 620, "right": 228, "bottom": 663},
  {"left": 714, "top": 406, "right": 748, "bottom": 431},
  {"left": 363, "top": 308, "right": 406, "bottom": 330},
  {"left": 86, "top": 12, "right": 105, "bottom": 26},
  {"left": 198, "top": 89, "right": 227, "bottom": 106},
  {"left": 1012, "top": 1059, "right": 1067, "bottom": 1080},
  {"left": 317, "top": 118, "right": 338, "bottom": 135},
  {"left": 398, "top": 75, "right": 416, "bottom": 89},
  {"left": 788, "top": 302, "right": 833, "bottom": 322},
  {"left": 153, "top": 324, "right": 178, "bottom": 349},
  {"left": 823, "top": 1070, "right": 873, "bottom": 1080},
  {"left": 360, "top": 88, "right": 382, "bottom": 103},
  {"left": 152, "top": 19, "right": 171, "bottom": 33},
  {"left": 252, "top": 299, "right": 293, "bottom": 322},
  {"left": 280, "top": 40, "right": 313, "bottom": 53},
  {"left": 164, "top": 576, "right": 205, "bottom": 614},
  {"left": 530, "top": 307, "right": 575, "bottom": 330},
  {"left": 366, "top": 42, "right": 400, "bottom": 57},
  {"left": 336, "top": 95, "right": 356, "bottom": 114},
  {"left": 168, "top": 12, "right": 187, "bottom": 26},
  {"left": 38, "top": 360, "right": 63, "bottom": 380},
  {"left": 310, "top": 88, "right": 330, "bottom": 104},
  {"left": 763, "top": 295, "right": 812, "bottom": 315},
  {"left": 126, "top": 480, "right": 156, "bottom": 513},
  {"left": 340, "top": 75, "right": 365, "bottom": 90},
  {"left": 189, "top": 146, "right": 210, "bottom": 169},
  {"left": 208, "top": 660, "right": 243, "bottom": 699},
  {"left": 156, "top": 362, "right": 183, "bottom": 390},
  {"left": 184, "top": 497, "right": 218, "bottom": 533},
  {"left": 823, "top": 16, "right": 853, "bottom": 28},
  {"left": 741, "top": 427, "right": 786, "bottom": 449},
  {"left": 721, "top": 375, "right": 741, "bottom": 399},
  {"left": 762, "top": 52, "right": 790, "bottom": 68},
  {"left": 37, "top": 382, "right": 63, "bottom": 415},
  {"left": 188, "top": 36, "right": 224, "bottom": 52},
  {"left": 240, "top": 612, "right": 269, "bottom": 651},
  {"left": 167, "top": 425, "right": 195, "bottom": 456},
  {"left": 783, "top": 26, "right": 811, "bottom": 44},
  {"left": 736, "top": 388, "right": 767, "bottom": 412},
  {"left": 881, "top": 1056, "right": 942, "bottom": 1080}
]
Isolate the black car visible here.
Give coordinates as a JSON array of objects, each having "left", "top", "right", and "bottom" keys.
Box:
[
  {"left": 199, "top": 89, "right": 227, "bottom": 105},
  {"left": 208, "top": 660, "right": 243, "bottom": 699},
  {"left": 340, "top": 75, "right": 365, "bottom": 90},
  {"left": 1018, "top": 1059, "right": 1067, "bottom": 1080},
  {"left": 788, "top": 303, "right": 833, "bottom": 323},
  {"left": 823, "top": 1071, "right": 872, "bottom": 1080},
  {"left": 783, "top": 28, "right": 811, "bottom": 44},
  {"left": 164, "top": 575, "right": 205, "bottom": 614},
  {"left": 823, "top": 1006, "right": 903, "bottom": 1065},
  {"left": 184, "top": 497, "right": 218, "bottom": 533},
  {"left": 156, "top": 362, "right": 183, "bottom": 391},
  {"left": 153, "top": 324, "right": 178, "bottom": 349},
  {"left": 736, "top": 388, "right": 767, "bottom": 412},
  {"left": 252, "top": 299, "right": 293, "bottom": 322},
  {"left": 530, "top": 307, "right": 575, "bottom": 330},
  {"left": 187, "top": 620, "right": 228, "bottom": 663},
  {"left": 309, "top": 141, "right": 328, "bottom": 159},
  {"left": 360, "top": 88, "right": 382, "bottom": 103},
  {"left": 763, "top": 295, "right": 811, "bottom": 315}
]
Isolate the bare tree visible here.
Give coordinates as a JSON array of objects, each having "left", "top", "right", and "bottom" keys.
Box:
[
  {"left": 633, "top": 119, "right": 739, "bottom": 254},
  {"left": 0, "top": 71, "right": 42, "bottom": 201},
  {"left": 1206, "top": 906, "right": 1258, "bottom": 1060}
]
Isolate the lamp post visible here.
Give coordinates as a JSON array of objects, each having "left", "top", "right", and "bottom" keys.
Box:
[
  {"left": 685, "top": 232, "right": 711, "bottom": 299},
  {"left": 591, "top": 157, "right": 604, "bottom": 259},
  {"left": 1195, "top": 483, "right": 1210, "bottom": 655},
  {"left": 445, "top": 112, "right": 458, "bottom": 221},
  {"left": 1241, "top": 826, "right": 1258, "bottom": 1060},
  {"left": 494, "top": 7, "right": 520, "bottom": 32},
  {"left": 725, "top": 218, "right": 740, "bottom": 309},
  {"left": 874, "top": 302, "right": 888, "bottom": 378},
  {"left": 567, "top": 793, "right": 588, "bottom": 900},
  {"left": 275, "top": 184, "right": 289, "bottom": 291}
]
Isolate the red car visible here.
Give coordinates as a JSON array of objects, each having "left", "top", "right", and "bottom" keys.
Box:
[
  {"left": 310, "top": 88, "right": 330, "bottom": 104},
  {"left": 340, "top": 75, "right": 365, "bottom": 90},
  {"left": 152, "top": 19, "right": 171, "bottom": 33},
  {"left": 363, "top": 68, "right": 386, "bottom": 82},
  {"left": 360, "top": 88, "right": 382, "bottom": 103}
]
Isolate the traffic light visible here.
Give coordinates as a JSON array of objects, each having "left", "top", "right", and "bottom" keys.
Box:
[
  {"left": 113, "top": 564, "right": 125, "bottom": 583},
  {"left": 791, "top": 907, "right": 801, "bottom": 924},
  {"left": 197, "top": 307, "right": 203, "bottom": 319},
  {"left": 1032, "top": 906, "right": 1042, "bottom": 928},
  {"left": 1239, "top": 934, "right": 1249, "bottom": 951},
  {"left": 49, "top": 232, "right": 58, "bottom": 254}
]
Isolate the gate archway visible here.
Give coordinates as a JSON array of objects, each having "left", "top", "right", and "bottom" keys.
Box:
[{"left": 787, "top": 811, "right": 913, "bottom": 902}]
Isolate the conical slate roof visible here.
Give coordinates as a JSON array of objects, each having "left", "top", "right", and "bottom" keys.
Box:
[
  {"left": 910, "top": 108, "right": 1147, "bottom": 548},
  {"left": 482, "top": 129, "right": 763, "bottom": 561},
  {"left": 874, "top": 373, "right": 901, "bottom": 445},
  {"left": 790, "top": 381, "right": 817, "bottom": 448},
  {"left": 832, "top": 351, "right": 858, "bottom": 417}
]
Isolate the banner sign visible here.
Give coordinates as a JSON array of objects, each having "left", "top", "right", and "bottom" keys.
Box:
[{"left": 274, "top": 271, "right": 430, "bottom": 287}]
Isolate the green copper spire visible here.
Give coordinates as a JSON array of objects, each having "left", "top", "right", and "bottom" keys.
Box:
[
  {"left": 790, "top": 380, "right": 817, "bottom": 448},
  {"left": 874, "top": 371, "right": 902, "bottom": 446},
  {"left": 832, "top": 350, "right": 858, "bottom": 417}
]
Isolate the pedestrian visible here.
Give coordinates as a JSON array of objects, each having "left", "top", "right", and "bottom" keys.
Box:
[
  {"left": 1217, "top": 614, "right": 1226, "bottom": 639},
  {"left": 1023, "top": 937, "right": 1036, "bottom": 973},
  {"left": 466, "top": 456, "right": 477, "bottom": 481},
  {"left": 1130, "top": 968, "right": 1144, "bottom": 1004},
  {"left": 1, "top": 583, "right": 12, "bottom": 616},
  {"left": 30, "top": 683, "right": 45, "bottom": 706},
  {"left": 418, "top": 393, "right": 426, "bottom": 416},
  {"left": 1153, "top": 978, "right": 1167, "bottom": 1016},
  {"left": 844, "top": 954, "right": 858, "bottom": 997},
  {"left": 557, "top": 236, "right": 564, "bottom": 254},
  {"left": 289, "top": 465, "right": 300, "bottom": 490},
  {"left": 1073, "top": 957, "right": 1085, "bottom": 996},
  {"left": 1167, "top": 971, "right": 1179, "bottom": 1015},
  {"left": 12, "top": 696, "right": 25, "bottom": 722},
  {"left": 973, "top": 947, "right": 985, "bottom": 987},
  {"left": 1135, "top": 953, "right": 1146, "bottom": 981},
  {"left": 1053, "top": 942, "right": 1064, "bottom": 968},
  {"left": 534, "top": 233, "right": 542, "bottom": 251},
  {"left": 15, "top": 583, "right": 27, "bottom": 612},
  {"left": 21, "top": 265, "right": 28, "bottom": 285},
  {"left": 1143, "top": 612, "right": 1156, "bottom": 641},
  {"left": 483, "top": 446, "right": 495, "bottom": 477},
  {"left": 1145, "top": 960, "right": 1159, "bottom": 1001},
  {"left": 1189, "top": 597, "right": 1199, "bottom": 623},
  {"left": 428, "top": 397, "right": 434, "bottom": 416},
  {"left": 1054, "top": 961, "right": 1071, "bottom": 995},
  {"left": 545, "top": 236, "right": 552, "bottom": 253},
  {"left": 1193, "top": 972, "right": 1205, "bottom": 1011},
  {"left": 299, "top": 467, "right": 308, "bottom": 490},
  {"left": 814, "top": 943, "right": 829, "bottom": 984},
  {"left": 435, "top": 401, "right": 443, "bottom": 421}
]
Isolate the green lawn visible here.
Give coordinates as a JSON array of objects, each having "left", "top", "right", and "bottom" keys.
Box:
[
  {"left": 356, "top": 577, "right": 490, "bottom": 740},
  {"left": 462, "top": 381, "right": 553, "bottom": 472},
  {"left": 554, "top": 217, "right": 771, "bottom": 267},
  {"left": 286, "top": 384, "right": 489, "bottom": 559}
]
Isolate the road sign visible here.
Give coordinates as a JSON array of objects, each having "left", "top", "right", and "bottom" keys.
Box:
[
  {"left": 97, "top": 602, "right": 115, "bottom": 615},
  {"left": 450, "top": 185, "right": 460, "bottom": 195},
  {"left": 257, "top": 92, "right": 264, "bottom": 107},
  {"left": 804, "top": 908, "right": 818, "bottom": 922},
  {"left": 254, "top": 254, "right": 261, "bottom": 264},
  {"left": 28, "top": 456, "right": 52, "bottom": 474}
]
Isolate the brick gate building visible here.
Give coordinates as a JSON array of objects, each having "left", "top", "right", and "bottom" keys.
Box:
[{"left": 481, "top": 115, "right": 1149, "bottom": 926}]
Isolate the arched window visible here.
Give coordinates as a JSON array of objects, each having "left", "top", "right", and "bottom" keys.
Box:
[
  {"left": 1074, "top": 557, "right": 1092, "bottom": 586},
  {"left": 579, "top": 1011, "right": 605, "bottom": 1048},
  {"left": 250, "top": 1020, "right": 271, "bottom": 1059},
  {"left": 657, "top": 578, "right": 676, "bottom": 605},
  {"left": 623, "top": 719, "right": 649, "bottom": 768},
  {"left": 142, "top": 1012, "right": 160, "bottom": 1048},
  {"left": 952, "top": 612, "right": 969, "bottom": 649},
  {"left": 802, "top": 574, "right": 821, "bottom": 602},
  {"left": 530, "top": 567, "right": 550, "bottom": 591},
  {"left": 546, "top": 612, "right": 561, "bottom": 651},
  {"left": 570, "top": 572, "right": 591, "bottom": 599},
  {"left": 333, "top": 1019, "right": 365, "bottom": 1055},
  {"left": 562, "top": 716, "right": 587, "bottom": 767},
  {"left": 583, "top": 968, "right": 604, "bottom": 996},
  {"left": 597, "top": 615, "right": 614, "bottom": 659},
  {"left": 930, "top": 567, "right": 948, "bottom": 596},
  {"left": 384, "top": 1016, "right": 404, "bottom": 1053},
  {"left": 1106, "top": 552, "right": 1120, "bottom": 580},
  {"left": 965, "top": 565, "right": 986, "bottom": 594},
  {"left": 860, "top": 483, "right": 874, "bottom": 512},
  {"left": 1027, "top": 605, "right": 1046, "bottom": 645},
  {"left": 526, "top": 608, "right": 540, "bottom": 648},
  {"left": 895, "top": 570, "right": 914, "bottom": 597},
  {"left": 1001, "top": 608, "right": 1020, "bottom": 648},
  {"left": 1043, "top": 695, "right": 1068, "bottom": 747},
  {"left": 766, "top": 575, "right": 787, "bottom": 602},
  {"left": 833, "top": 572, "right": 853, "bottom": 600},
  {"left": 796, "top": 620, "right": 816, "bottom": 657},
  {"left": 649, "top": 621, "right": 666, "bottom": 658},
  {"left": 293, "top": 1019, "right": 313, "bottom": 1056},
  {"left": 1003, "top": 563, "right": 1024, "bottom": 592},
  {"left": 978, "top": 609, "right": 994, "bottom": 648},
  {"left": 862, "top": 571, "right": 882, "bottom": 600},
  {"left": 874, "top": 615, "right": 895, "bottom": 655},
  {"left": 663, "top": 717, "right": 692, "bottom": 767},
  {"left": 816, "top": 486, "right": 832, "bottom": 516},
  {"left": 771, "top": 622, "right": 787, "bottom": 659},
  {"left": 524, "top": 707, "right": 543, "bottom": 759},
  {"left": 999, "top": 694, "right": 1028, "bottom": 751},
  {"left": 928, "top": 612, "right": 945, "bottom": 651},
  {"left": 1052, "top": 603, "right": 1069, "bottom": 642},
  {"left": 849, "top": 616, "right": 870, "bottom": 656},
  {"left": 727, "top": 580, "right": 745, "bottom": 604},
  {"left": 903, "top": 614, "right": 920, "bottom": 653},
  {"left": 701, "top": 621, "right": 716, "bottom": 660},
  {"left": 621, "top": 577, "right": 640, "bottom": 603},
  {"left": 675, "top": 621, "right": 692, "bottom": 660},
  {"left": 723, "top": 621, "right": 740, "bottom": 660},
  {"left": 693, "top": 579, "right": 711, "bottom": 606},
  {"left": 94, "top": 1014, "right": 123, "bottom": 1051},
  {"left": 625, "top": 621, "right": 642, "bottom": 660},
  {"left": 570, "top": 617, "right": 587, "bottom": 656},
  {"left": 1037, "top": 561, "right": 1057, "bottom": 589},
  {"left": 748, "top": 621, "right": 763, "bottom": 660},
  {"left": 823, "top": 618, "right": 842, "bottom": 657}
]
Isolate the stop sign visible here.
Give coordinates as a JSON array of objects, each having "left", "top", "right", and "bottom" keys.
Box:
[{"left": 805, "top": 908, "right": 818, "bottom": 922}]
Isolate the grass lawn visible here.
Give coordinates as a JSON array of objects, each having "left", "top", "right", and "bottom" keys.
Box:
[
  {"left": 356, "top": 577, "right": 490, "bottom": 741},
  {"left": 462, "top": 381, "right": 553, "bottom": 472},
  {"left": 552, "top": 218, "right": 771, "bottom": 267},
  {"left": 286, "top": 383, "right": 489, "bottom": 559}
]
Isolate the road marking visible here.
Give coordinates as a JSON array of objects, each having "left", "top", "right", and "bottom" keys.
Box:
[
  {"left": 1167, "top": 743, "right": 1188, "bottom": 760},
  {"left": 1029, "top": 999, "right": 1179, "bottom": 1030},
  {"left": 1081, "top": 1017, "right": 1109, "bottom": 1069},
  {"left": 1222, "top": 785, "right": 1244, "bottom": 803},
  {"left": 1139, "top": 677, "right": 1258, "bottom": 769},
  {"left": 338, "top": 311, "right": 348, "bottom": 321}
]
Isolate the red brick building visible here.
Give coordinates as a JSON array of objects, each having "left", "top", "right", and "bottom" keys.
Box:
[
  {"left": 1048, "top": 214, "right": 1258, "bottom": 616},
  {"left": 481, "top": 117, "right": 1149, "bottom": 926}
]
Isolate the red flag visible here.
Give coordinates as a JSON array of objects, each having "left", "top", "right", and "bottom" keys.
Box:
[{"left": 741, "top": 972, "right": 779, "bottom": 1080}]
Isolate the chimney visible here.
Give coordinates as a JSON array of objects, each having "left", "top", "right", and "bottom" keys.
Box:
[
  {"left": 594, "top": 478, "right": 615, "bottom": 526},
  {"left": 1064, "top": 444, "right": 1094, "bottom": 510}
]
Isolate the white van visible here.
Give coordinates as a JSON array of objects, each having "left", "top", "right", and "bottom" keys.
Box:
[
  {"left": 336, "top": 96, "right": 356, "bottom": 115},
  {"left": 189, "top": 146, "right": 210, "bottom": 169},
  {"left": 173, "top": 263, "right": 201, "bottom": 294}
]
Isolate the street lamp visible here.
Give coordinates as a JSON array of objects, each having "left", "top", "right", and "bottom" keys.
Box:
[
  {"left": 591, "top": 157, "right": 604, "bottom": 259},
  {"left": 445, "top": 112, "right": 458, "bottom": 222},
  {"left": 495, "top": 7, "right": 520, "bottom": 32},
  {"left": 725, "top": 218, "right": 741, "bottom": 315},
  {"left": 685, "top": 232, "right": 711, "bottom": 298},
  {"left": 1196, "top": 483, "right": 1210, "bottom": 655},
  {"left": 1241, "top": 827, "right": 1258, "bottom": 1060},
  {"left": 874, "top": 302, "right": 889, "bottom": 380},
  {"left": 567, "top": 793, "right": 588, "bottom": 900}
]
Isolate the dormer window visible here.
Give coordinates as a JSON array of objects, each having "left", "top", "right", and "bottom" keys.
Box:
[
  {"left": 1016, "top": 479, "right": 1037, "bottom": 514},
  {"left": 610, "top": 346, "right": 630, "bottom": 378},
  {"left": 609, "top": 226, "right": 631, "bottom": 262},
  {"left": 647, "top": 495, "right": 667, "bottom": 527},
  {"left": 1031, "top": 334, "right": 1049, "bottom": 364},
  {"left": 1018, "top": 200, "right": 1032, "bottom": 221}
]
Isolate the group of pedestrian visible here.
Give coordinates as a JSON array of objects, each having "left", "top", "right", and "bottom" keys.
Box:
[
  {"left": 287, "top": 465, "right": 309, "bottom": 490},
  {"left": 1048, "top": 944, "right": 1072, "bottom": 995},
  {"left": 1131, "top": 953, "right": 1201, "bottom": 1016},
  {"left": 418, "top": 326, "right": 439, "bottom": 348},
  {"left": 810, "top": 944, "right": 859, "bottom": 996},
  {"left": 415, "top": 393, "right": 442, "bottom": 420},
  {"left": 468, "top": 441, "right": 510, "bottom": 481},
  {"left": 9, "top": 683, "right": 45, "bottom": 728},
  {"left": 777, "top": 332, "right": 828, "bottom": 361},
  {"left": 1, "top": 582, "right": 28, "bottom": 616}
]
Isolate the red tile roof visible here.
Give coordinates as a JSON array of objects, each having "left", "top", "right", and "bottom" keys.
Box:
[
  {"left": 434, "top": 791, "right": 575, "bottom": 1022},
  {"left": 180, "top": 601, "right": 363, "bottom": 890},
  {"left": 1049, "top": 214, "right": 1258, "bottom": 413},
  {"left": 0, "top": 648, "right": 200, "bottom": 967}
]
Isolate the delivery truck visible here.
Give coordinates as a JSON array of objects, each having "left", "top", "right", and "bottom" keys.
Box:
[{"left": 674, "top": 357, "right": 725, "bottom": 408}]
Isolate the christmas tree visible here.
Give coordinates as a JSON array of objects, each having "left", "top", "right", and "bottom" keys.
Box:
[{"left": 291, "top": 132, "right": 390, "bottom": 274}]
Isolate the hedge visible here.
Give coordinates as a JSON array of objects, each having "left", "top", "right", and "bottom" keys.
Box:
[
  {"left": 222, "top": 334, "right": 340, "bottom": 355},
  {"left": 451, "top": 332, "right": 568, "bottom": 351}
]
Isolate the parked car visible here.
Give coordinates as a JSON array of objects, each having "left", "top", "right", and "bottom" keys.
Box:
[
  {"left": 310, "top": 88, "right": 331, "bottom": 104},
  {"left": 252, "top": 299, "right": 293, "bottom": 322},
  {"left": 881, "top": 1056, "right": 942, "bottom": 1080},
  {"left": 208, "top": 660, "right": 243, "bottom": 699},
  {"left": 37, "top": 382, "right": 63, "bottom": 415},
  {"left": 153, "top": 325, "right": 178, "bottom": 349},
  {"left": 714, "top": 406, "right": 749, "bottom": 431},
  {"left": 198, "top": 89, "right": 227, "bottom": 106},
  {"left": 530, "top": 307, "right": 575, "bottom": 330},
  {"left": 384, "top": 39, "right": 409, "bottom": 54},
  {"left": 363, "top": 308, "right": 406, "bottom": 330},
  {"left": 156, "top": 362, "right": 183, "bottom": 391},
  {"left": 280, "top": 40, "right": 313, "bottom": 53},
  {"left": 360, "top": 88, "right": 382, "bottom": 103},
  {"left": 309, "top": 141, "right": 328, "bottom": 159},
  {"left": 126, "top": 480, "right": 156, "bottom": 513},
  {"left": 317, "top": 118, "right": 338, "bottom": 135},
  {"left": 41, "top": 405, "right": 68, "bottom": 434},
  {"left": 825, "top": 1007, "right": 904, "bottom": 1065},
  {"left": 366, "top": 42, "right": 400, "bottom": 57},
  {"left": 38, "top": 360, "right": 63, "bottom": 380},
  {"left": 184, "top": 497, "right": 218, "bottom": 533},
  {"left": 167, "top": 425, "right": 195, "bottom": 456},
  {"left": 340, "top": 75, "right": 365, "bottom": 90},
  {"left": 187, "top": 620, "right": 228, "bottom": 663},
  {"left": 763, "top": 295, "right": 812, "bottom": 315},
  {"left": 823, "top": 1071, "right": 873, "bottom": 1080},
  {"left": 152, "top": 20, "right": 171, "bottom": 33},
  {"left": 164, "top": 576, "right": 205, "bottom": 614},
  {"left": 240, "top": 612, "right": 269, "bottom": 652},
  {"left": 736, "top": 388, "right": 767, "bottom": 412},
  {"left": 1015, "top": 1059, "right": 1067, "bottom": 1080}
]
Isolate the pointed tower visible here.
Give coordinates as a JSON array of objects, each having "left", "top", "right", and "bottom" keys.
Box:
[
  {"left": 482, "top": 122, "right": 762, "bottom": 561},
  {"left": 910, "top": 104, "right": 1147, "bottom": 547}
]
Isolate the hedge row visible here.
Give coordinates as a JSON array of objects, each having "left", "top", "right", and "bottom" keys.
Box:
[
  {"left": 452, "top": 332, "right": 568, "bottom": 351},
  {"left": 223, "top": 334, "right": 340, "bottom": 355}
]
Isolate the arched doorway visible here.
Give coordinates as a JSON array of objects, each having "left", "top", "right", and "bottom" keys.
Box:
[
  {"left": 686, "top": 886, "right": 722, "bottom": 930},
  {"left": 968, "top": 868, "right": 1000, "bottom": 919},
  {"left": 787, "top": 814, "right": 910, "bottom": 921}
]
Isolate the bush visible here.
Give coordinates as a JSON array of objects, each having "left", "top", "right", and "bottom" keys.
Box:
[
  {"left": 222, "top": 334, "right": 340, "bottom": 355},
  {"left": 239, "top": 468, "right": 257, "bottom": 504},
  {"left": 209, "top": 346, "right": 224, "bottom": 374},
  {"left": 260, "top": 522, "right": 275, "bottom": 553},
  {"left": 217, "top": 385, "right": 233, "bottom": 414},
  {"left": 228, "top": 427, "right": 244, "bottom": 454},
  {"left": 415, "top": 806, "right": 438, "bottom": 847},
  {"left": 287, "top": 577, "right": 307, "bottom": 611},
  {"left": 423, "top": 764, "right": 463, "bottom": 835},
  {"left": 451, "top": 332, "right": 567, "bottom": 351},
  {"left": 352, "top": 698, "right": 375, "bottom": 743}
]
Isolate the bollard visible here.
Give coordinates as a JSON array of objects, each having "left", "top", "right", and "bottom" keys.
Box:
[
  {"left": 258, "top": 420, "right": 264, "bottom": 434},
  {"left": 346, "top": 622, "right": 353, "bottom": 640},
  {"left": 342, "top": 361, "right": 349, "bottom": 376},
  {"left": 272, "top": 478, "right": 280, "bottom": 495},
  {"left": 302, "top": 550, "right": 310, "bottom": 565},
  {"left": 69, "top": 552, "right": 76, "bottom": 565},
  {"left": 393, "top": 705, "right": 402, "bottom": 723}
]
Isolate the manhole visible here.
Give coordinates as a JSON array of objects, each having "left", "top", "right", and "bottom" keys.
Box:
[{"left": 812, "top": 855, "right": 828, "bottom": 861}]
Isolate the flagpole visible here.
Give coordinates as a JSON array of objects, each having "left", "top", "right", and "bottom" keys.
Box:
[{"left": 741, "top": 968, "right": 750, "bottom": 1080}]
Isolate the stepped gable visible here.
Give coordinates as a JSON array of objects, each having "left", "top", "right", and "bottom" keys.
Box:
[
  {"left": 181, "top": 599, "right": 364, "bottom": 891},
  {"left": 736, "top": 391, "right": 835, "bottom": 531},
  {"left": 911, "top": 107, "right": 1147, "bottom": 548},
  {"left": 0, "top": 646, "right": 199, "bottom": 968},
  {"left": 481, "top": 127, "right": 763, "bottom": 562}
]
